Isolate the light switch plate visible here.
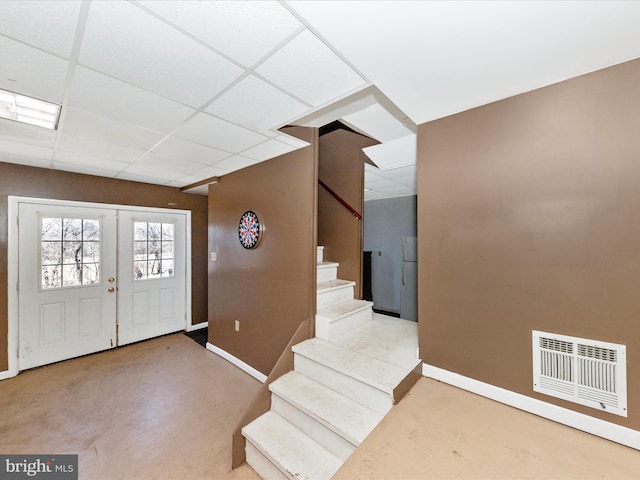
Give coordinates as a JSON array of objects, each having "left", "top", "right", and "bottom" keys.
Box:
[{"left": 210, "top": 252, "right": 218, "bottom": 261}]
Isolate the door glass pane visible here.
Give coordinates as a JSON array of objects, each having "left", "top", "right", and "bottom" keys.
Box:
[
  {"left": 133, "top": 221, "right": 175, "bottom": 280},
  {"left": 40, "top": 217, "right": 101, "bottom": 289}
]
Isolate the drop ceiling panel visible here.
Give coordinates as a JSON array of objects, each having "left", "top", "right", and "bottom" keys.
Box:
[
  {"left": 53, "top": 161, "right": 129, "bottom": 178},
  {"left": 80, "top": 1, "right": 243, "bottom": 107},
  {"left": 174, "top": 113, "right": 267, "bottom": 152},
  {"left": 140, "top": 0, "right": 303, "bottom": 67},
  {"left": 0, "top": 120, "right": 57, "bottom": 147},
  {"left": 214, "top": 155, "right": 263, "bottom": 173},
  {"left": 193, "top": 165, "right": 232, "bottom": 178},
  {"left": 341, "top": 103, "right": 413, "bottom": 143},
  {"left": 0, "top": 152, "right": 52, "bottom": 169},
  {"left": 363, "top": 134, "right": 416, "bottom": 171},
  {"left": 205, "top": 75, "right": 309, "bottom": 132},
  {"left": 151, "top": 136, "right": 231, "bottom": 166},
  {"left": 273, "top": 132, "right": 310, "bottom": 149},
  {"left": 68, "top": 67, "right": 195, "bottom": 133},
  {"left": 53, "top": 150, "right": 131, "bottom": 173},
  {"left": 119, "top": 164, "right": 185, "bottom": 182},
  {"left": 289, "top": 1, "right": 640, "bottom": 124},
  {"left": 0, "top": 138, "right": 53, "bottom": 161},
  {"left": 0, "top": 0, "right": 80, "bottom": 58},
  {"left": 241, "top": 139, "right": 299, "bottom": 161},
  {"left": 0, "top": 36, "right": 69, "bottom": 103},
  {"left": 256, "top": 29, "right": 366, "bottom": 106},
  {"left": 61, "top": 107, "right": 166, "bottom": 151},
  {"left": 133, "top": 152, "right": 210, "bottom": 175},
  {"left": 55, "top": 132, "right": 147, "bottom": 163}
]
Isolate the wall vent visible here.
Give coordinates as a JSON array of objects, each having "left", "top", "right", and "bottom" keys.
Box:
[{"left": 532, "top": 331, "right": 627, "bottom": 417}]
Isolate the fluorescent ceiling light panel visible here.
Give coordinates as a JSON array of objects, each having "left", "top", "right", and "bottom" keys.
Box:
[{"left": 0, "top": 88, "right": 60, "bottom": 129}]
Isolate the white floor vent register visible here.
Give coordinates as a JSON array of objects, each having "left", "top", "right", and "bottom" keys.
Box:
[{"left": 532, "top": 331, "right": 627, "bottom": 417}]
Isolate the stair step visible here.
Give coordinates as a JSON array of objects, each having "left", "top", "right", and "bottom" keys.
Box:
[
  {"left": 293, "top": 338, "right": 412, "bottom": 414},
  {"left": 271, "top": 371, "right": 383, "bottom": 449},
  {"left": 316, "top": 261, "right": 339, "bottom": 283},
  {"left": 316, "top": 299, "right": 373, "bottom": 341},
  {"left": 318, "top": 299, "right": 373, "bottom": 321},
  {"left": 243, "top": 411, "right": 342, "bottom": 480},
  {"left": 317, "top": 279, "right": 355, "bottom": 309}
]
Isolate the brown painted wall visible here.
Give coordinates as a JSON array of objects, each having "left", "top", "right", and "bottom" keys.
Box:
[
  {"left": 0, "top": 161, "right": 209, "bottom": 372},
  {"left": 208, "top": 127, "right": 318, "bottom": 376},
  {"left": 318, "top": 129, "right": 377, "bottom": 297},
  {"left": 418, "top": 58, "right": 640, "bottom": 429}
]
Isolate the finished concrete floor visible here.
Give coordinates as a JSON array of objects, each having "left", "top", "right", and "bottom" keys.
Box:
[
  {"left": 2, "top": 332, "right": 639, "bottom": 479},
  {"left": 0, "top": 333, "right": 261, "bottom": 480}
]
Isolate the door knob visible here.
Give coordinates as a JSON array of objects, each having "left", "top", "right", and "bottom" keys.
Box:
[
  {"left": 108, "top": 287, "right": 115, "bottom": 293},
  {"left": 108, "top": 277, "right": 115, "bottom": 283}
]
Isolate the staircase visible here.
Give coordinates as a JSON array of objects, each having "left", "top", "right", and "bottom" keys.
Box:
[{"left": 242, "top": 246, "right": 421, "bottom": 480}]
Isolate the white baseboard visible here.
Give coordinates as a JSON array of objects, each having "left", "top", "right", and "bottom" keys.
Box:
[
  {"left": 0, "top": 369, "right": 15, "bottom": 381},
  {"left": 206, "top": 342, "right": 267, "bottom": 383},
  {"left": 186, "top": 321, "right": 208, "bottom": 332},
  {"left": 423, "top": 363, "right": 640, "bottom": 451}
]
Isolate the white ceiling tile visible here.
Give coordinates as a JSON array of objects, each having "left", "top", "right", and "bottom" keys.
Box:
[
  {"left": 152, "top": 136, "right": 231, "bottom": 166},
  {"left": 133, "top": 152, "right": 209, "bottom": 175},
  {"left": 0, "top": 36, "right": 68, "bottom": 103},
  {"left": 363, "top": 134, "right": 416, "bottom": 171},
  {"left": 213, "top": 155, "right": 262, "bottom": 172},
  {"left": 273, "top": 132, "right": 310, "bottom": 149},
  {"left": 0, "top": 0, "right": 80, "bottom": 58},
  {"left": 0, "top": 152, "right": 52, "bottom": 168},
  {"left": 119, "top": 164, "right": 182, "bottom": 182},
  {"left": 192, "top": 165, "right": 232, "bottom": 178},
  {"left": 53, "top": 149, "right": 131, "bottom": 173},
  {"left": 289, "top": 1, "right": 640, "bottom": 124},
  {"left": 80, "top": 1, "right": 243, "bottom": 107},
  {"left": 140, "top": 0, "right": 303, "bottom": 67},
  {"left": 60, "top": 107, "right": 166, "bottom": 151},
  {"left": 0, "top": 119, "right": 57, "bottom": 146},
  {"left": 206, "top": 75, "right": 309, "bottom": 132},
  {"left": 53, "top": 161, "right": 129, "bottom": 178},
  {"left": 342, "top": 103, "right": 413, "bottom": 143},
  {"left": 56, "top": 133, "right": 147, "bottom": 163},
  {"left": 0, "top": 138, "right": 53, "bottom": 160},
  {"left": 380, "top": 164, "right": 417, "bottom": 179},
  {"left": 175, "top": 113, "right": 267, "bottom": 152},
  {"left": 241, "top": 139, "right": 298, "bottom": 161},
  {"left": 256, "top": 29, "right": 366, "bottom": 106},
  {"left": 68, "top": 67, "right": 195, "bottom": 133}
]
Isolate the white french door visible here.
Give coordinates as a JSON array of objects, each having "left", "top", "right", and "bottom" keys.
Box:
[
  {"left": 17, "top": 200, "right": 188, "bottom": 371},
  {"left": 117, "top": 210, "right": 186, "bottom": 345}
]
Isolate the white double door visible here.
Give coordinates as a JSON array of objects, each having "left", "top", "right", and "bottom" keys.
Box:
[{"left": 18, "top": 201, "right": 187, "bottom": 370}]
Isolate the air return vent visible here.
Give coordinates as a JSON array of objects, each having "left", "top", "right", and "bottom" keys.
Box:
[{"left": 532, "top": 331, "right": 627, "bottom": 417}]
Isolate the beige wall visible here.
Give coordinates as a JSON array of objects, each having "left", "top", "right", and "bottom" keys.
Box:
[
  {"left": 0, "top": 161, "right": 209, "bottom": 372},
  {"left": 208, "top": 127, "right": 318, "bottom": 376},
  {"left": 418, "top": 58, "right": 640, "bottom": 429},
  {"left": 318, "top": 129, "right": 377, "bottom": 296}
]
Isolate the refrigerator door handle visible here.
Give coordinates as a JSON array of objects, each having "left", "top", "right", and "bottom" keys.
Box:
[{"left": 402, "top": 261, "right": 405, "bottom": 286}]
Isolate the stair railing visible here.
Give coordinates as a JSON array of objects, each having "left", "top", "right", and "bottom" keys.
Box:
[{"left": 318, "top": 179, "right": 362, "bottom": 219}]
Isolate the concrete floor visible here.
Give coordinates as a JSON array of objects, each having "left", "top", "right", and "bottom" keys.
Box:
[
  {"left": 334, "top": 378, "right": 640, "bottom": 480},
  {"left": 2, "top": 333, "right": 639, "bottom": 479},
  {"left": 0, "top": 333, "right": 261, "bottom": 480}
]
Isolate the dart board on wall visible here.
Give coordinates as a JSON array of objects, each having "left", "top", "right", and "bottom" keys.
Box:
[{"left": 238, "top": 210, "right": 264, "bottom": 249}]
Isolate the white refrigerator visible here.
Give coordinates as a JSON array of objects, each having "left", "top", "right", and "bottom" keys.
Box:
[{"left": 400, "top": 236, "right": 418, "bottom": 322}]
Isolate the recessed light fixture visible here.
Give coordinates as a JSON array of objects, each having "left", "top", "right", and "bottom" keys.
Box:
[{"left": 0, "top": 88, "right": 60, "bottom": 129}]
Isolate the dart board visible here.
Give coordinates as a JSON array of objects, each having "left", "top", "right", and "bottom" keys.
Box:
[{"left": 238, "top": 211, "right": 263, "bottom": 249}]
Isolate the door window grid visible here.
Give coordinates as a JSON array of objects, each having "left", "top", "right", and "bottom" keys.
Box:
[
  {"left": 40, "top": 217, "right": 101, "bottom": 289},
  {"left": 133, "top": 221, "right": 175, "bottom": 280}
]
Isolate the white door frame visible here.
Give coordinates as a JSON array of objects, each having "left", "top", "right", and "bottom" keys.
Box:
[{"left": 4, "top": 196, "right": 192, "bottom": 380}]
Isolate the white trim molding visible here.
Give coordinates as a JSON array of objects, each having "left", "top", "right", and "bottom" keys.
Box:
[
  {"left": 187, "top": 321, "right": 208, "bottom": 332},
  {"left": 423, "top": 363, "right": 640, "bottom": 451},
  {"left": 206, "top": 342, "right": 267, "bottom": 383}
]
